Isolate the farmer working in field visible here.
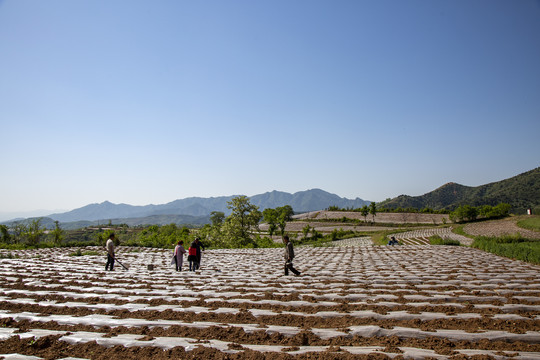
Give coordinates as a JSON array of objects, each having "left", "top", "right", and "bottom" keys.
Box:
[
  {"left": 283, "top": 235, "right": 301, "bottom": 276},
  {"left": 105, "top": 233, "right": 115, "bottom": 271}
]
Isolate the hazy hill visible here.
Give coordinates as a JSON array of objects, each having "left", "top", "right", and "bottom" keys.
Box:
[
  {"left": 251, "top": 189, "right": 368, "bottom": 211},
  {"left": 44, "top": 189, "right": 369, "bottom": 223},
  {"left": 380, "top": 167, "right": 540, "bottom": 213},
  {"left": 4, "top": 214, "right": 210, "bottom": 230},
  {"left": 5, "top": 167, "right": 539, "bottom": 227}
]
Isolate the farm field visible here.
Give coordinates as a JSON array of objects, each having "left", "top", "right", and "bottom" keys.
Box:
[
  {"left": 280, "top": 212, "right": 540, "bottom": 244},
  {"left": 388, "top": 228, "right": 473, "bottom": 246},
  {"left": 259, "top": 221, "right": 395, "bottom": 235},
  {"left": 293, "top": 211, "right": 449, "bottom": 225},
  {"left": 464, "top": 217, "right": 540, "bottom": 240},
  {"left": 260, "top": 211, "right": 447, "bottom": 240},
  {"left": 1, "top": 243, "right": 540, "bottom": 359}
]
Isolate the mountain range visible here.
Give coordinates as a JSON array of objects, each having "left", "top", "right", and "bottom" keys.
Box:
[
  {"left": 44, "top": 189, "right": 370, "bottom": 224},
  {"left": 4, "top": 167, "right": 539, "bottom": 228}
]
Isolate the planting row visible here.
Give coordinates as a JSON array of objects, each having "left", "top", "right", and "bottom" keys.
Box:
[{"left": 0, "top": 244, "right": 539, "bottom": 359}]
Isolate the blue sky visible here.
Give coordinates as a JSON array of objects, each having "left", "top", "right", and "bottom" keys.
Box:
[{"left": 1, "top": 0, "right": 539, "bottom": 217}]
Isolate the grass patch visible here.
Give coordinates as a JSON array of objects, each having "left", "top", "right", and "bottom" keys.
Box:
[
  {"left": 517, "top": 216, "right": 540, "bottom": 232},
  {"left": 451, "top": 225, "right": 468, "bottom": 237},
  {"left": 472, "top": 234, "right": 540, "bottom": 264},
  {"left": 0, "top": 244, "right": 29, "bottom": 250},
  {"left": 428, "top": 235, "right": 460, "bottom": 246}
]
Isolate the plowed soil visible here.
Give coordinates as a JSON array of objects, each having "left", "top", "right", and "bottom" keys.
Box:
[
  {"left": 1, "top": 243, "right": 539, "bottom": 359},
  {"left": 464, "top": 217, "right": 540, "bottom": 240}
]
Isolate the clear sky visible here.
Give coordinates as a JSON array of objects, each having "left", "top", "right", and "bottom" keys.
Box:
[{"left": 1, "top": 0, "right": 539, "bottom": 218}]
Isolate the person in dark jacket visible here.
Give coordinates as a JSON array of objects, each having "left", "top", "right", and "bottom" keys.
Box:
[
  {"left": 187, "top": 246, "right": 198, "bottom": 271},
  {"left": 189, "top": 237, "right": 205, "bottom": 270},
  {"left": 283, "top": 235, "right": 301, "bottom": 276}
]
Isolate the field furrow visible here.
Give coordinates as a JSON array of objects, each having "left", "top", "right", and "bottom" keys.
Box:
[
  {"left": 1, "top": 245, "right": 539, "bottom": 359},
  {"left": 390, "top": 227, "right": 473, "bottom": 246}
]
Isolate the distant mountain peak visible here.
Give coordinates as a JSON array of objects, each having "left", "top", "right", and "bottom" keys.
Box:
[
  {"left": 381, "top": 167, "right": 540, "bottom": 212},
  {"left": 41, "top": 190, "right": 370, "bottom": 224}
]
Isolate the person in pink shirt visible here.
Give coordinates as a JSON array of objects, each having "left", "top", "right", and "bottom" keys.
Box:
[{"left": 173, "top": 240, "right": 186, "bottom": 271}]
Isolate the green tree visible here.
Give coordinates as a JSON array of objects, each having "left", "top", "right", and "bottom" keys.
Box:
[
  {"left": 360, "top": 205, "right": 369, "bottom": 223},
  {"left": 493, "top": 203, "right": 511, "bottom": 218},
  {"left": 450, "top": 205, "right": 478, "bottom": 223},
  {"left": 198, "top": 223, "right": 225, "bottom": 248},
  {"left": 369, "top": 202, "right": 377, "bottom": 222},
  {"left": 302, "top": 224, "right": 311, "bottom": 240},
  {"left": 210, "top": 211, "right": 225, "bottom": 226},
  {"left": 262, "top": 208, "right": 278, "bottom": 237},
  {"left": 478, "top": 205, "right": 493, "bottom": 219},
  {"left": 463, "top": 205, "right": 478, "bottom": 222},
  {"left": 0, "top": 225, "right": 11, "bottom": 244},
  {"left": 12, "top": 223, "right": 27, "bottom": 244},
  {"left": 97, "top": 228, "right": 117, "bottom": 246},
  {"left": 135, "top": 224, "right": 190, "bottom": 248},
  {"left": 276, "top": 205, "right": 294, "bottom": 235},
  {"left": 225, "top": 195, "right": 262, "bottom": 247},
  {"left": 26, "top": 218, "right": 45, "bottom": 246},
  {"left": 159, "top": 223, "right": 180, "bottom": 247},
  {"left": 50, "top": 221, "right": 65, "bottom": 246}
]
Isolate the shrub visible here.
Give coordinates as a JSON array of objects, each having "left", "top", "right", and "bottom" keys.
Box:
[
  {"left": 429, "top": 235, "right": 460, "bottom": 246},
  {"left": 450, "top": 203, "right": 511, "bottom": 223},
  {"left": 253, "top": 235, "right": 281, "bottom": 248},
  {"left": 472, "top": 235, "right": 540, "bottom": 264},
  {"left": 70, "top": 249, "right": 83, "bottom": 256}
]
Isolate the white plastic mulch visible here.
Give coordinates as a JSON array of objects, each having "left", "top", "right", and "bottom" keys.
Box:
[
  {"left": 0, "top": 244, "right": 539, "bottom": 359},
  {"left": 389, "top": 227, "right": 473, "bottom": 246}
]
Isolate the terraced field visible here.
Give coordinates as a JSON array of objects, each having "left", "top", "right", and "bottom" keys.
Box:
[
  {"left": 388, "top": 228, "right": 473, "bottom": 246},
  {"left": 464, "top": 218, "right": 540, "bottom": 240},
  {"left": 1, "top": 244, "right": 539, "bottom": 359},
  {"left": 294, "top": 211, "right": 449, "bottom": 225}
]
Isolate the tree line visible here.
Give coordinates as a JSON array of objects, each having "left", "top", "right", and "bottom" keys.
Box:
[
  {"left": 0, "top": 219, "right": 65, "bottom": 246},
  {"left": 327, "top": 204, "right": 450, "bottom": 214},
  {"left": 327, "top": 202, "right": 512, "bottom": 223},
  {"left": 327, "top": 202, "right": 378, "bottom": 222},
  {"left": 1, "top": 197, "right": 514, "bottom": 249},
  {"left": 448, "top": 203, "right": 511, "bottom": 223},
  {"left": 0, "top": 196, "right": 291, "bottom": 249}
]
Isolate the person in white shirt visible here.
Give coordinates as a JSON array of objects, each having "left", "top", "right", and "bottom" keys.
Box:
[{"left": 105, "top": 233, "right": 115, "bottom": 271}]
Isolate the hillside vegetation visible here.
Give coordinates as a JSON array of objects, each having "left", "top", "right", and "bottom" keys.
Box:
[{"left": 380, "top": 167, "right": 540, "bottom": 214}]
